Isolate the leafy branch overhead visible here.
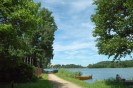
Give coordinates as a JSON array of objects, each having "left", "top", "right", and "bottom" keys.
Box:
[
  {"left": 91, "top": 0, "right": 133, "bottom": 60},
  {"left": 0, "top": 0, "right": 57, "bottom": 82}
]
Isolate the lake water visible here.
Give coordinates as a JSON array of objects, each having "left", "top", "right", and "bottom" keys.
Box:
[
  {"left": 44, "top": 68, "right": 133, "bottom": 82},
  {"left": 67, "top": 68, "right": 133, "bottom": 82}
]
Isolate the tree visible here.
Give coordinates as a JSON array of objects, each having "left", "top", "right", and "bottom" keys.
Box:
[
  {"left": 0, "top": 0, "right": 39, "bottom": 59},
  {"left": 30, "top": 8, "right": 57, "bottom": 68},
  {"left": 91, "top": 0, "right": 133, "bottom": 60},
  {"left": 0, "top": 0, "right": 57, "bottom": 82},
  {"left": 87, "top": 60, "right": 133, "bottom": 68},
  {"left": 0, "top": 0, "right": 40, "bottom": 82}
]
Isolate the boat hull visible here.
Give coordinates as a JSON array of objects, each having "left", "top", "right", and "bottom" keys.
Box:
[{"left": 75, "top": 75, "right": 92, "bottom": 80}]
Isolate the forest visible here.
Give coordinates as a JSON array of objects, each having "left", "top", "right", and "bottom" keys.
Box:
[
  {"left": 87, "top": 60, "right": 133, "bottom": 68},
  {"left": 51, "top": 64, "right": 83, "bottom": 68}
]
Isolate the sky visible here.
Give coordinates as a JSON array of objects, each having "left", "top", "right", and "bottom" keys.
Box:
[{"left": 34, "top": 0, "right": 115, "bottom": 66}]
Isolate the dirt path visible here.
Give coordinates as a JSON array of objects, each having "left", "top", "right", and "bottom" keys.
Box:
[{"left": 48, "top": 73, "right": 82, "bottom": 88}]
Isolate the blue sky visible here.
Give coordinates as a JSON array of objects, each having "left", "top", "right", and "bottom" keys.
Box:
[{"left": 34, "top": 0, "right": 114, "bottom": 66}]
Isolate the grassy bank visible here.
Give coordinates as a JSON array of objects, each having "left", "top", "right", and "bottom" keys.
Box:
[
  {"left": 15, "top": 74, "right": 52, "bottom": 88},
  {"left": 56, "top": 69, "right": 133, "bottom": 88}
]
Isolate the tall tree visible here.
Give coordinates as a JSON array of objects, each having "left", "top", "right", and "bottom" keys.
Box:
[
  {"left": 30, "top": 8, "right": 57, "bottom": 68},
  {"left": 0, "top": 0, "right": 40, "bottom": 82},
  {"left": 0, "top": 0, "right": 56, "bottom": 68},
  {"left": 91, "top": 0, "right": 133, "bottom": 60},
  {"left": 0, "top": 0, "right": 39, "bottom": 59},
  {"left": 0, "top": 0, "right": 57, "bottom": 82}
]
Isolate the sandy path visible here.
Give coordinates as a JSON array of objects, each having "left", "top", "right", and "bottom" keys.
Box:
[{"left": 48, "top": 74, "right": 82, "bottom": 88}]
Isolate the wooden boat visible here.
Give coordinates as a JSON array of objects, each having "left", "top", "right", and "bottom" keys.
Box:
[{"left": 75, "top": 75, "right": 92, "bottom": 80}]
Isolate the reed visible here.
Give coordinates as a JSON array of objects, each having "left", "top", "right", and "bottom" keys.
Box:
[
  {"left": 56, "top": 69, "right": 133, "bottom": 88},
  {"left": 57, "top": 68, "right": 82, "bottom": 78}
]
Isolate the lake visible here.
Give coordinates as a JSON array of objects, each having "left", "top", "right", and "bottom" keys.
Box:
[
  {"left": 44, "top": 68, "right": 133, "bottom": 82},
  {"left": 67, "top": 68, "right": 133, "bottom": 82}
]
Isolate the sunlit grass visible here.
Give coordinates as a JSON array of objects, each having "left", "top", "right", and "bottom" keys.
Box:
[{"left": 56, "top": 68, "right": 133, "bottom": 88}]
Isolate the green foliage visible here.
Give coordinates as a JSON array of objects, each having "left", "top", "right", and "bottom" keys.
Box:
[
  {"left": 57, "top": 69, "right": 82, "bottom": 78},
  {"left": 0, "top": 57, "right": 37, "bottom": 83},
  {"left": 0, "top": 0, "right": 57, "bottom": 83},
  {"left": 56, "top": 70, "right": 131, "bottom": 88},
  {"left": 52, "top": 70, "right": 58, "bottom": 73},
  {"left": 15, "top": 74, "right": 52, "bottom": 88},
  {"left": 0, "top": 56, "right": 20, "bottom": 82},
  {"left": 75, "top": 71, "right": 82, "bottom": 76},
  {"left": 0, "top": 0, "right": 56, "bottom": 67},
  {"left": 52, "top": 64, "right": 83, "bottom": 68},
  {"left": 91, "top": 0, "right": 133, "bottom": 60},
  {"left": 30, "top": 8, "right": 57, "bottom": 67},
  {"left": 87, "top": 60, "right": 133, "bottom": 68},
  {"left": 14, "top": 63, "right": 38, "bottom": 83},
  {"left": 0, "top": 0, "right": 39, "bottom": 58},
  {"left": 0, "top": 74, "right": 51, "bottom": 88}
]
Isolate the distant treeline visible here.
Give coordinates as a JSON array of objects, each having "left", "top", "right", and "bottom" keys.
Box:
[
  {"left": 51, "top": 64, "right": 83, "bottom": 68},
  {"left": 87, "top": 60, "right": 133, "bottom": 68}
]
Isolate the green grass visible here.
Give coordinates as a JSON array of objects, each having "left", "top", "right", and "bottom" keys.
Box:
[
  {"left": 14, "top": 74, "right": 52, "bottom": 88},
  {"left": 57, "top": 68, "right": 82, "bottom": 78},
  {"left": 56, "top": 68, "right": 133, "bottom": 88},
  {"left": 0, "top": 74, "right": 52, "bottom": 88}
]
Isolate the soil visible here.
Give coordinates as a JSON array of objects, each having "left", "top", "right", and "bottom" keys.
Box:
[{"left": 48, "top": 73, "right": 82, "bottom": 88}]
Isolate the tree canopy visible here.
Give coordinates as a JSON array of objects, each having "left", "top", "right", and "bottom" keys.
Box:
[
  {"left": 0, "top": 0, "right": 57, "bottom": 67},
  {"left": 50, "top": 64, "right": 83, "bottom": 68},
  {"left": 87, "top": 60, "right": 133, "bottom": 68},
  {"left": 91, "top": 0, "right": 133, "bottom": 60},
  {"left": 0, "top": 0, "right": 57, "bottom": 82}
]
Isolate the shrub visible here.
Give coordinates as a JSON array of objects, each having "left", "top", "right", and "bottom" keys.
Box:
[
  {"left": 14, "top": 63, "right": 38, "bottom": 83},
  {"left": 0, "top": 58, "right": 38, "bottom": 83},
  {"left": 53, "top": 70, "right": 58, "bottom": 73}
]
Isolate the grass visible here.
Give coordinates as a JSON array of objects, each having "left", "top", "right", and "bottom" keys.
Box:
[
  {"left": 14, "top": 74, "right": 52, "bottom": 88},
  {"left": 14, "top": 70, "right": 81, "bottom": 88},
  {"left": 56, "top": 68, "right": 133, "bottom": 88},
  {"left": 57, "top": 68, "right": 82, "bottom": 78}
]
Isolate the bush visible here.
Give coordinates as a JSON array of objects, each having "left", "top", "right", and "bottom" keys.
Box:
[
  {"left": 53, "top": 70, "right": 58, "bottom": 73},
  {"left": 14, "top": 63, "right": 38, "bottom": 83},
  {"left": 0, "top": 58, "right": 38, "bottom": 83}
]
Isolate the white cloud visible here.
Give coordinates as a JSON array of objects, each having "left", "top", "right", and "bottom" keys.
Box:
[
  {"left": 54, "top": 43, "right": 88, "bottom": 51},
  {"left": 42, "top": 0, "right": 65, "bottom": 5},
  {"left": 43, "top": 0, "right": 94, "bottom": 14},
  {"left": 54, "top": 40, "right": 96, "bottom": 52},
  {"left": 70, "top": 0, "right": 93, "bottom": 12},
  {"left": 37, "top": 0, "right": 110, "bottom": 66}
]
